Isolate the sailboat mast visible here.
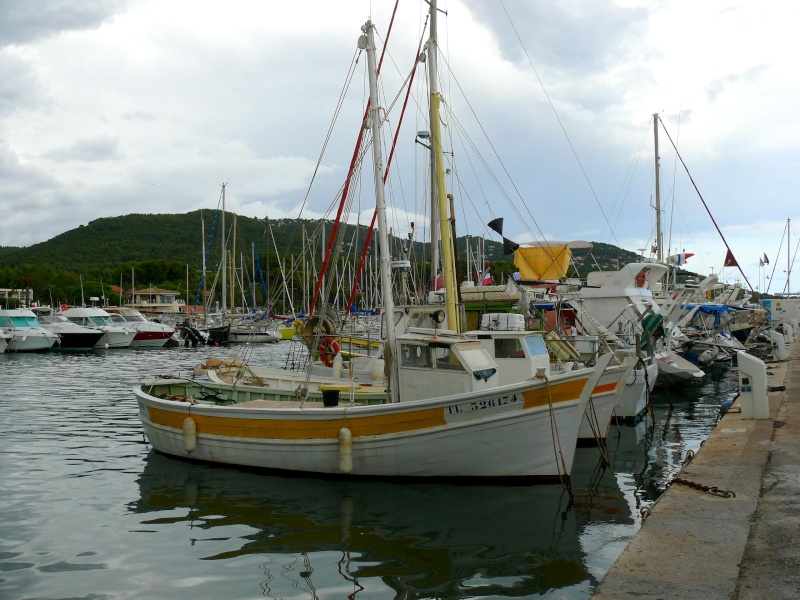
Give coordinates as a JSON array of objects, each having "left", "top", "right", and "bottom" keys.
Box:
[
  {"left": 428, "top": 0, "right": 459, "bottom": 331},
  {"left": 788, "top": 218, "right": 791, "bottom": 295},
  {"left": 201, "top": 215, "right": 207, "bottom": 322},
  {"left": 653, "top": 113, "right": 664, "bottom": 264},
  {"left": 363, "top": 20, "right": 398, "bottom": 402},
  {"left": 221, "top": 183, "right": 227, "bottom": 315}
]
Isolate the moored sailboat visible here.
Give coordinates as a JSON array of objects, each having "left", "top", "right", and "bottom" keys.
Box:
[{"left": 134, "top": 9, "right": 626, "bottom": 480}]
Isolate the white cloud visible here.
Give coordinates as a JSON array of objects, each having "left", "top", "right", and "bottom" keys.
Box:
[{"left": 0, "top": 0, "right": 798, "bottom": 294}]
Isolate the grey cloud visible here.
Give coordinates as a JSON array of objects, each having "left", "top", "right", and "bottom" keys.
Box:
[
  {"left": 42, "top": 136, "right": 122, "bottom": 162},
  {"left": 0, "top": 0, "right": 129, "bottom": 47},
  {"left": 461, "top": 1, "right": 651, "bottom": 75},
  {"left": 0, "top": 52, "right": 43, "bottom": 116},
  {"left": 707, "top": 64, "right": 768, "bottom": 102}
]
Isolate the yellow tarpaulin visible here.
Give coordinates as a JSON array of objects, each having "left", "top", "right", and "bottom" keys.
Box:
[{"left": 514, "top": 246, "right": 572, "bottom": 281}]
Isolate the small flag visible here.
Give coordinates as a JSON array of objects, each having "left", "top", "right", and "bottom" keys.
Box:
[
  {"left": 481, "top": 269, "right": 493, "bottom": 286},
  {"left": 759, "top": 258, "right": 764, "bottom": 267},
  {"left": 668, "top": 252, "right": 694, "bottom": 266},
  {"left": 762, "top": 253, "right": 769, "bottom": 265},
  {"left": 432, "top": 273, "right": 444, "bottom": 291},
  {"left": 724, "top": 249, "right": 739, "bottom": 267}
]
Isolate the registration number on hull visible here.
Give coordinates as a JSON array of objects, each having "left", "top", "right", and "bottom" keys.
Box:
[{"left": 445, "top": 393, "right": 520, "bottom": 416}]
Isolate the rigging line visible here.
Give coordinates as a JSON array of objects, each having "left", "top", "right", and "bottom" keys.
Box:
[
  {"left": 435, "top": 52, "right": 565, "bottom": 266},
  {"left": 657, "top": 116, "right": 757, "bottom": 295},
  {"left": 347, "top": 21, "right": 428, "bottom": 313},
  {"left": 668, "top": 108, "right": 683, "bottom": 258},
  {"left": 780, "top": 233, "right": 800, "bottom": 295},
  {"left": 444, "top": 119, "right": 500, "bottom": 234},
  {"left": 297, "top": 46, "right": 362, "bottom": 218},
  {"left": 765, "top": 220, "right": 786, "bottom": 294},
  {"left": 310, "top": 5, "right": 401, "bottom": 316},
  {"left": 602, "top": 119, "right": 650, "bottom": 245},
  {"left": 498, "top": 0, "right": 621, "bottom": 249},
  {"left": 442, "top": 106, "right": 525, "bottom": 230}
]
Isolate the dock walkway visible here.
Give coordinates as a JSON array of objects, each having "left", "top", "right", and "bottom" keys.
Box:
[{"left": 593, "top": 340, "right": 800, "bottom": 599}]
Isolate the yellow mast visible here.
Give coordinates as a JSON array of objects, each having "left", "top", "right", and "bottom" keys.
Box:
[{"left": 428, "top": 0, "right": 460, "bottom": 332}]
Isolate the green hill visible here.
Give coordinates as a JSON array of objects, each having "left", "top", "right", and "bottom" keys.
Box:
[{"left": 0, "top": 211, "right": 648, "bottom": 310}]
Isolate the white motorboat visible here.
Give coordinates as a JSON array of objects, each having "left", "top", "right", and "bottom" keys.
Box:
[
  {"left": 0, "top": 308, "right": 59, "bottom": 352},
  {"left": 105, "top": 307, "right": 175, "bottom": 348},
  {"left": 37, "top": 314, "right": 105, "bottom": 349},
  {"left": 61, "top": 306, "right": 136, "bottom": 349}
]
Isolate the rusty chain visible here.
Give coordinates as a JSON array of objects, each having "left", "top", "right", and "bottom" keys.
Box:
[{"left": 668, "top": 477, "right": 736, "bottom": 498}]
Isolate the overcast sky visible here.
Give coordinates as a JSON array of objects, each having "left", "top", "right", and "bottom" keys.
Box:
[{"left": 1, "top": 0, "right": 798, "bottom": 294}]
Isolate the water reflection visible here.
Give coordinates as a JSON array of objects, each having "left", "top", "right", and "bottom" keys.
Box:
[
  {"left": 0, "top": 346, "right": 740, "bottom": 599},
  {"left": 131, "top": 445, "right": 633, "bottom": 598}
]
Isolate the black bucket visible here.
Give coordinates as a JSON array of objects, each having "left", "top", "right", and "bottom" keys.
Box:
[{"left": 321, "top": 389, "right": 340, "bottom": 407}]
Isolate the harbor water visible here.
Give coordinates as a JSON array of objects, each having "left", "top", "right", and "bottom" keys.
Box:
[{"left": 0, "top": 344, "right": 739, "bottom": 599}]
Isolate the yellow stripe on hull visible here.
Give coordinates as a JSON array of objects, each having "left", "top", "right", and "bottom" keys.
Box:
[
  {"left": 147, "top": 405, "right": 448, "bottom": 441},
  {"left": 521, "top": 378, "right": 587, "bottom": 409},
  {"left": 145, "top": 376, "right": 588, "bottom": 442}
]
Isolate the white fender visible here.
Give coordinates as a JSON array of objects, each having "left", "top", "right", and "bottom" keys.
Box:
[
  {"left": 338, "top": 427, "right": 353, "bottom": 474},
  {"left": 183, "top": 417, "right": 197, "bottom": 453}
]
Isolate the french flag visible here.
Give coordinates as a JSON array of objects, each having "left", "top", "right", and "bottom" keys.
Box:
[{"left": 481, "top": 269, "right": 493, "bottom": 286}]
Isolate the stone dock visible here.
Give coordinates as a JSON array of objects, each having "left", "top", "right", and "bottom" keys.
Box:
[{"left": 593, "top": 340, "right": 800, "bottom": 599}]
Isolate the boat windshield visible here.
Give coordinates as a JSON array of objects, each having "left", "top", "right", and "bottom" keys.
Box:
[
  {"left": 90, "top": 316, "right": 115, "bottom": 327},
  {"left": 0, "top": 316, "right": 41, "bottom": 327}
]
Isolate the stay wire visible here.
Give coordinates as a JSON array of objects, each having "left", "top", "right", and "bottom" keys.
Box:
[{"left": 498, "top": 0, "right": 621, "bottom": 249}]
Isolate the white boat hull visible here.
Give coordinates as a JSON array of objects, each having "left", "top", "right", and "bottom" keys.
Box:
[
  {"left": 228, "top": 330, "right": 280, "bottom": 344},
  {"left": 95, "top": 328, "right": 136, "bottom": 349},
  {"left": 613, "top": 361, "right": 659, "bottom": 420},
  {"left": 578, "top": 364, "right": 629, "bottom": 441},
  {"left": 5, "top": 329, "right": 57, "bottom": 352},
  {"left": 655, "top": 350, "right": 704, "bottom": 386},
  {"left": 134, "top": 368, "right": 611, "bottom": 479}
]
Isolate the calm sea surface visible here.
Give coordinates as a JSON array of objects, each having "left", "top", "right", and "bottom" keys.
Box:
[{"left": 0, "top": 344, "right": 739, "bottom": 599}]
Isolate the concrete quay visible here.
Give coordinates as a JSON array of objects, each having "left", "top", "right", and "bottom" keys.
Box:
[{"left": 593, "top": 340, "right": 800, "bottom": 600}]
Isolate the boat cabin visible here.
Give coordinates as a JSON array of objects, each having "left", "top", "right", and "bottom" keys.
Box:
[{"left": 396, "top": 328, "right": 499, "bottom": 402}]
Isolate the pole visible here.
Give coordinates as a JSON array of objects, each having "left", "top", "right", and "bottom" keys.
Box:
[{"left": 363, "top": 20, "right": 398, "bottom": 402}]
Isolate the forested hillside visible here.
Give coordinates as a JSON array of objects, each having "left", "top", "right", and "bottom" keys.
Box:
[{"left": 0, "top": 211, "right": 644, "bottom": 310}]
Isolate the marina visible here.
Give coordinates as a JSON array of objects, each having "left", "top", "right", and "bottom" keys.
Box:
[{"left": 1, "top": 341, "right": 746, "bottom": 599}]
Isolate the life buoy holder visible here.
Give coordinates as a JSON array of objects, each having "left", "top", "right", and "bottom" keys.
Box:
[
  {"left": 319, "top": 336, "right": 340, "bottom": 367},
  {"left": 635, "top": 272, "right": 646, "bottom": 288}
]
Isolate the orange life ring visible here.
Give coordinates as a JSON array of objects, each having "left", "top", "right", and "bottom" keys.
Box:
[
  {"left": 319, "top": 336, "right": 340, "bottom": 367},
  {"left": 61, "top": 303, "right": 68, "bottom": 312},
  {"left": 635, "top": 272, "right": 646, "bottom": 288}
]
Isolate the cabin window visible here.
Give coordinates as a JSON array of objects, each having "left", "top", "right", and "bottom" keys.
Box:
[
  {"left": 0, "top": 317, "right": 11, "bottom": 326},
  {"left": 494, "top": 337, "right": 525, "bottom": 359},
  {"left": 401, "top": 343, "right": 431, "bottom": 368},
  {"left": 432, "top": 346, "right": 465, "bottom": 371},
  {"left": 524, "top": 334, "right": 549, "bottom": 357}
]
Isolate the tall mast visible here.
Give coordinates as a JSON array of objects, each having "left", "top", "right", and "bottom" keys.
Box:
[
  {"left": 788, "top": 218, "right": 791, "bottom": 295},
  {"left": 362, "top": 19, "right": 399, "bottom": 402},
  {"left": 201, "top": 215, "right": 207, "bottom": 324},
  {"left": 230, "top": 214, "right": 237, "bottom": 311},
  {"left": 653, "top": 113, "right": 664, "bottom": 264},
  {"left": 221, "top": 183, "right": 227, "bottom": 315},
  {"left": 428, "top": 0, "right": 459, "bottom": 331}
]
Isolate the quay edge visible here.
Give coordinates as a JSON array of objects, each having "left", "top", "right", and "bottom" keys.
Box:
[{"left": 592, "top": 340, "right": 800, "bottom": 600}]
